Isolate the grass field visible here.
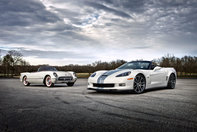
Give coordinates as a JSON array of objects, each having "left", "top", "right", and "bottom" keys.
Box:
[{"left": 76, "top": 73, "right": 91, "bottom": 78}]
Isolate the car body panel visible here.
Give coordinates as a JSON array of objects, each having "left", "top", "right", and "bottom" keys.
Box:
[
  {"left": 88, "top": 62, "right": 176, "bottom": 91},
  {"left": 20, "top": 67, "right": 77, "bottom": 86}
]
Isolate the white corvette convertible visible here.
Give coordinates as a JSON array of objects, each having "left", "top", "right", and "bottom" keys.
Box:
[
  {"left": 20, "top": 66, "right": 77, "bottom": 87},
  {"left": 88, "top": 61, "right": 176, "bottom": 93}
]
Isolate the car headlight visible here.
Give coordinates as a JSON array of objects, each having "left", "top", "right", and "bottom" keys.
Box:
[
  {"left": 116, "top": 71, "right": 131, "bottom": 77},
  {"left": 90, "top": 73, "right": 96, "bottom": 77},
  {"left": 53, "top": 72, "right": 58, "bottom": 77}
]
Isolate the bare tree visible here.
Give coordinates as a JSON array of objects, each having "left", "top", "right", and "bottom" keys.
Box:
[
  {"left": 2, "top": 54, "right": 14, "bottom": 77},
  {"left": 0, "top": 53, "right": 196, "bottom": 78},
  {"left": 8, "top": 50, "right": 23, "bottom": 66},
  {"left": 0, "top": 49, "right": 2, "bottom": 65},
  {"left": 19, "top": 60, "right": 30, "bottom": 66}
]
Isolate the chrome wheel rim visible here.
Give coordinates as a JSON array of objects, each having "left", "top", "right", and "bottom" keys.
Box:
[
  {"left": 170, "top": 75, "right": 176, "bottom": 88},
  {"left": 134, "top": 75, "right": 146, "bottom": 93},
  {"left": 46, "top": 76, "right": 52, "bottom": 87},
  {"left": 23, "top": 76, "right": 28, "bottom": 85}
]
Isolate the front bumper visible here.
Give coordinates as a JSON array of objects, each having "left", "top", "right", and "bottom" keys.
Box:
[
  {"left": 51, "top": 76, "right": 77, "bottom": 84},
  {"left": 87, "top": 78, "right": 134, "bottom": 91}
]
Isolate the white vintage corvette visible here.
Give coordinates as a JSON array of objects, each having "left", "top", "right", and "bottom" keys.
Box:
[
  {"left": 88, "top": 61, "right": 176, "bottom": 93},
  {"left": 20, "top": 66, "right": 77, "bottom": 87}
]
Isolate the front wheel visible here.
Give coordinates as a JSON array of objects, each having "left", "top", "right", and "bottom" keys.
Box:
[
  {"left": 133, "top": 74, "right": 146, "bottom": 94},
  {"left": 23, "top": 76, "right": 30, "bottom": 86},
  {"left": 67, "top": 82, "right": 74, "bottom": 86},
  {"left": 45, "top": 76, "right": 54, "bottom": 87},
  {"left": 167, "top": 74, "right": 176, "bottom": 89}
]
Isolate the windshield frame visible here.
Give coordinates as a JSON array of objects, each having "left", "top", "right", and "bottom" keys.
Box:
[
  {"left": 117, "top": 61, "right": 152, "bottom": 70},
  {"left": 37, "top": 66, "right": 57, "bottom": 72}
]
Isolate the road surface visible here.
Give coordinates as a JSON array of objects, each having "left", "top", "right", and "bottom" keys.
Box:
[{"left": 0, "top": 79, "right": 197, "bottom": 132}]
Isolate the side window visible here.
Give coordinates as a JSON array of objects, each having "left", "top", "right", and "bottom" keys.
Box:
[
  {"left": 38, "top": 67, "right": 43, "bottom": 72},
  {"left": 151, "top": 64, "right": 156, "bottom": 70}
]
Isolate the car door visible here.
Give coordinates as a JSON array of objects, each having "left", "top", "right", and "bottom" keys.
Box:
[
  {"left": 149, "top": 67, "right": 166, "bottom": 86},
  {"left": 27, "top": 72, "right": 44, "bottom": 83}
]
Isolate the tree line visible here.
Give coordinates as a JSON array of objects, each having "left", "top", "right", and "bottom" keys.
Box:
[
  {"left": 0, "top": 50, "right": 196, "bottom": 77},
  {"left": 0, "top": 50, "right": 29, "bottom": 77},
  {"left": 155, "top": 54, "right": 197, "bottom": 76}
]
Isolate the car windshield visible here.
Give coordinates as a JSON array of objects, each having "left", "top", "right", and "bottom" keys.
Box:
[
  {"left": 117, "top": 61, "right": 151, "bottom": 70},
  {"left": 38, "top": 66, "right": 57, "bottom": 72}
]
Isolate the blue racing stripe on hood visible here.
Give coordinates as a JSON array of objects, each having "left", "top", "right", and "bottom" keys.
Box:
[{"left": 97, "top": 69, "right": 124, "bottom": 83}]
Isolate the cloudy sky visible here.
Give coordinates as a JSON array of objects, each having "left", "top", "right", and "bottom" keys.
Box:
[{"left": 0, "top": 0, "right": 197, "bottom": 65}]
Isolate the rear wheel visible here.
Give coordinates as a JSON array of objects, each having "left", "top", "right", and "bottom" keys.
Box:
[
  {"left": 45, "top": 76, "right": 54, "bottom": 87},
  {"left": 133, "top": 74, "right": 146, "bottom": 94},
  {"left": 23, "top": 76, "right": 30, "bottom": 86},
  {"left": 67, "top": 82, "right": 74, "bottom": 86},
  {"left": 167, "top": 74, "right": 176, "bottom": 89}
]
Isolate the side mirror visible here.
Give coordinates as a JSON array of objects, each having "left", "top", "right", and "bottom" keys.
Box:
[
  {"left": 151, "top": 64, "right": 156, "bottom": 70},
  {"left": 153, "top": 66, "right": 161, "bottom": 71}
]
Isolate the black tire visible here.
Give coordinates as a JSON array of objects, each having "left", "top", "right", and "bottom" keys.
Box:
[
  {"left": 67, "top": 82, "right": 74, "bottom": 86},
  {"left": 167, "top": 74, "right": 176, "bottom": 89},
  {"left": 45, "top": 75, "right": 54, "bottom": 87},
  {"left": 133, "top": 74, "right": 146, "bottom": 94},
  {"left": 23, "top": 76, "right": 30, "bottom": 86}
]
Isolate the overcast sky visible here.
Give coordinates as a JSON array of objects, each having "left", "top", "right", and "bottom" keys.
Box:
[{"left": 0, "top": 0, "right": 197, "bottom": 65}]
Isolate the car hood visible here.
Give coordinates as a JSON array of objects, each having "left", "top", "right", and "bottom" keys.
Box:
[
  {"left": 53, "top": 71, "right": 72, "bottom": 76},
  {"left": 97, "top": 69, "right": 133, "bottom": 77}
]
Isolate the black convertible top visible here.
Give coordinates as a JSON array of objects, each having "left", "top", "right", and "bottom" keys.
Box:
[
  {"left": 118, "top": 61, "right": 156, "bottom": 70},
  {"left": 129, "top": 60, "right": 152, "bottom": 63}
]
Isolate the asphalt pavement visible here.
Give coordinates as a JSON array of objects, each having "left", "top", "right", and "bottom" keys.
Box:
[{"left": 0, "top": 79, "right": 197, "bottom": 132}]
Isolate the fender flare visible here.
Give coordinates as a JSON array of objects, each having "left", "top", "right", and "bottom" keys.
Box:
[
  {"left": 43, "top": 74, "right": 51, "bottom": 84},
  {"left": 167, "top": 70, "right": 176, "bottom": 82}
]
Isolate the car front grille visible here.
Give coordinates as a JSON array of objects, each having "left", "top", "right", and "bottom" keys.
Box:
[
  {"left": 58, "top": 76, "right": 73, "bottom": 81},
  {"left": 93, "top": 83, "right": 115, "bottom": 87}
]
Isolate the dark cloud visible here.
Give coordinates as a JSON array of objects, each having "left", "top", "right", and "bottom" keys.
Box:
[
  {"left": 85, "top": 1, "right": 132, "bottom": 19},
  {"left": 99, "top": 0, "right": 146, "bottom": 13},
  {"left": 0, "top": 0, "right": 60, "bottom": 26},
  {"left": 0, "top": 0, "right": 196, "bottom": 65}
]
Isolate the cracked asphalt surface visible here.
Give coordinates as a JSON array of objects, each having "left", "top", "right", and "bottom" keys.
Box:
[{"left": 0, "top": 79, "right": 197, "bottom": 132}]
